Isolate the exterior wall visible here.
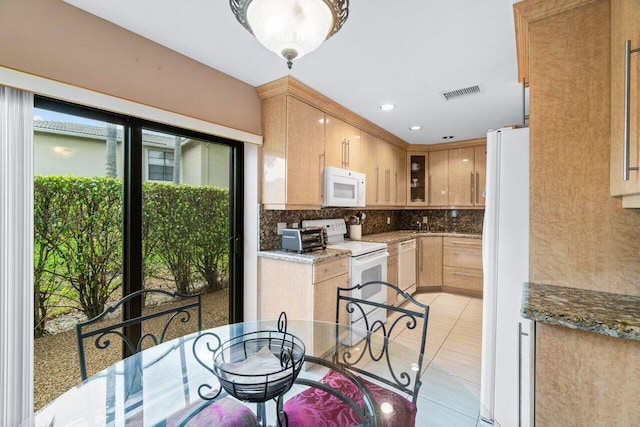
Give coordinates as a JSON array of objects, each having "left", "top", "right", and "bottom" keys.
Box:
[
  {"left": 0, "top": 0, "right": 261, "bottom": 136},
  {"left": 527, "top": 0, "right": 640, "bottom": 424},
  {"left": 34, "top": 131, "right": 123, "bottom": 178},
  {"left": 205, "top": 143, "right": 231, "bottom": 188},
  {"left": 181, "top": 142, "right": 202, "bottom": 185}
]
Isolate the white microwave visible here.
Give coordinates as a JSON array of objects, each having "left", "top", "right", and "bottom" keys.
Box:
[{"left": 323, "top": 166, "right": 366, "bottom": 207}]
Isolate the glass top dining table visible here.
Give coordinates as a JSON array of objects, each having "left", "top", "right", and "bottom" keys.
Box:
[{"left": 21, "top": 319, "right": 495, "bottom": 427}]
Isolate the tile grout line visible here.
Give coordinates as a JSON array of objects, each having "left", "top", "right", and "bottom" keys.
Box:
[{"left": 424, "top": 296, "right": 472, "bottom": 369}]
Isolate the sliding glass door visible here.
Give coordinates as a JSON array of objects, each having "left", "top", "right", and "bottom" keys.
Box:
[{"left": 32, "top": 97, "right": 243, "bottom": 409}]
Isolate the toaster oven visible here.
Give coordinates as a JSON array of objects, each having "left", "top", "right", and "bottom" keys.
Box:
[{"left": 281, "top": 227, "right": 326, "bottom": 253}]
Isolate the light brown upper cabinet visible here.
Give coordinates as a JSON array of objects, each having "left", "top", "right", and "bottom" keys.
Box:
[
  {"left": 261, "top": 95, "right": 325, "bottom": 209},
  {"left": 325, "top": 114, "right": 362, "bottom": 172},
  {"left": 474, "top": 145, "right": 487, "bottom": 207},
  {"left": 361, "top": 131, "right": 380, "bottom": 206},
  {"left": 447, "top": 145, "right": 487, "bottom": 207},
  {"left": 394, "top": 145, "right": 407, "bottom": 206},
  {"left": 448, "top": 147, "right": 475, "bottom": 206},
  {"left": 408, "top": 152, "right": 429, "bottom": 206},
  {"left": 257, "top": 76, "right": 410, "bottom": 209},
  {"left": 610, "top": 0, "right": 640, "bottom": 207},
  {"left": 429, "top": 150, "right": 449, "bottom": 206}
]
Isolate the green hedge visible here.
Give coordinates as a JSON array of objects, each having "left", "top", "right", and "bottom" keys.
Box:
[{"left": 33, "top": 176, "right": 230, "bottom": 336}]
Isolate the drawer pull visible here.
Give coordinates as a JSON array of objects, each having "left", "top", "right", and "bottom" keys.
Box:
[
  {"left": 451, "top": 251, "right": 481, "bottom": 256},
  {"left": 452, "top": 271, "right": 483, "bottom": 278},
  {"left": 323, "top": 264, "right": 346, "bottom": 274},
  {"left": 447, "top": 240, "right": 480, "bottom": 246}
]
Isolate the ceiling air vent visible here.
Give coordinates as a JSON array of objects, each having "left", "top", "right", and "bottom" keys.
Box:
[{"left": 439, "top": 84, "right": 483, "bottom": 101}]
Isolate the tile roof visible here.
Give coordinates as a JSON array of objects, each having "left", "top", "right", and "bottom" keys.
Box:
[{"left": 34, "top": 121, "right": 176, "bottom": 147}]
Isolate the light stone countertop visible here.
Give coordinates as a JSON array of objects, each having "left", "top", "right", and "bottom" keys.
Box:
[
  {"left": 360, "top": 231, "right": 482, "bottom": 245},
  {"left": 257, "top": 248, "right": 351, "bottom": 264},
  {"left": 522, "top": 282, "right": 640, "bottom": 342},
  {"left": 258, "top": 231, "right": 482, "bottom": 262}
]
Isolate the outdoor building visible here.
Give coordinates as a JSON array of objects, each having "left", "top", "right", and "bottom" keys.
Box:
[{"left": 34, "top": 120, "right": 230, "bottom": 187}]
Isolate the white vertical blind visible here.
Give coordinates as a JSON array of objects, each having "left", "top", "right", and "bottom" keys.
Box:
[{"left": 0, "top": 86, "right": 34, "bottom": 425}]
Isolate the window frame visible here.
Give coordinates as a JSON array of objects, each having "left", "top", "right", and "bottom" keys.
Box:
[{"left": 34, "top": 95, "right": 245, "bottom": 357}]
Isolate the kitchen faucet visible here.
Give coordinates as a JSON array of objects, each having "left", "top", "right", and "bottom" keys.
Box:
[{"left": 416, "top": 221, "right": 422, "bottom": 232}]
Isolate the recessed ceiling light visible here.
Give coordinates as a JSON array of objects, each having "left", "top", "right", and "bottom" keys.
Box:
[
  {"left": 410, "top": 125, "right": 423, "bottom": 131},
  {"left": 443, "top": 135, "right": 455, "bottom": 139},
  {"left": 380, "top": 104, "right": 395, "bottom": 111}
]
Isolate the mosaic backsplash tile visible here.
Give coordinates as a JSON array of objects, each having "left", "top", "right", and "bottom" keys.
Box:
[{"left": 260, "top": 207, "right": 484, "bottom": 250}]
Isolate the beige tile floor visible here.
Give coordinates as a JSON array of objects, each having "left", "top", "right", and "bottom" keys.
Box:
[{"left": 276, "top": 292, "right": 487, "bottom": 426}]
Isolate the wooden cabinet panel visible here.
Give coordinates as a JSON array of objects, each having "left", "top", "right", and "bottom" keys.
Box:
[
  {"left": 361, "top": 131, "right": 380, "bottom": 206},
  {"left": 443, "top": 246, "right": 483, "bottom": 270},
  {"left": 387, "top": 253, "right": 399, "bottom": 305},
  {"left": 262, "top": 95, "right": 325, "bottom": 209},
  {"left": 394, "top": 146, "right": 407, "bottom": 206},
  {"left": 448, "top": 147, "right": 475, "bottom": 206},
  {"left": 442, "top": 266, "right": 483, "bottom": 294},
  {"left": 313, "top": 257, "right": 349, "bottom": 284},
  {"left": 474, "top": 145, "right": 487, "bottom": 207},
  {"left": 429, "top": 150, "right": 449, "bottom": 206},
  {"left": 314, "top": 273, "right": 349, "bottom": 324},
  {"left": 610, "top": 0, "right": 640, "bottom": 201},
  {"left": 417, "top": 236, "right": 443, "bottom": 289},
  {"left": 325, "top": 114, "right": 361, "bottom": 171},
  {"left": 442, "top": 237, "right": 482, "bottom": 296}
]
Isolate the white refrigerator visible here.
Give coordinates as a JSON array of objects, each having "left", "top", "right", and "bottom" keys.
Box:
[{"left": 480, "top": 127, "right": 533, "bottom": 427}]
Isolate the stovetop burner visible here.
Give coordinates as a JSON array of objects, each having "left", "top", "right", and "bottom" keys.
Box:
[{"left": 301, "top": 219, "right": 387, "bottom": 257}]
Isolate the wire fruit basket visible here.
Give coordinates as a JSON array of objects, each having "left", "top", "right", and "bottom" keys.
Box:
[{"left": 211, "top": 328, "right": 305, "bottom": 402}]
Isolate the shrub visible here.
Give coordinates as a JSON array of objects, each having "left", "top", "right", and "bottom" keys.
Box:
[{"left": 33, "top": 176, "right": 231, "bottom": 332}]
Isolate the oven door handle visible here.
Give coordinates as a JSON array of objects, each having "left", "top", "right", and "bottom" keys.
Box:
[{"left": 352, "top": 251, "right": 389, "bottom": 266}]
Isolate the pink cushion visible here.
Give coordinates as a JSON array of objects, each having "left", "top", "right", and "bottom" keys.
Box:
[
  {"left": 283, "top": 369, "right": 416, "bottom": 427},
  {"left": 165, "top": 397, "right": 260, "bottom": 427}
]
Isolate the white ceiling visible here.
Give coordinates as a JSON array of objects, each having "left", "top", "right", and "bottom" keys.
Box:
[{"left": 63, "top": 0, "right": 524, "bottom": 145}]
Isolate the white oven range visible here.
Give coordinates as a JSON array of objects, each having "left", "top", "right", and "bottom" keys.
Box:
[{"left": 302, "top": 219, "right": 388, "bottom": 345}]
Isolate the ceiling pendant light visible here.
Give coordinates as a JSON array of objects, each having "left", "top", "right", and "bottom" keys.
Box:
[{"left": 230, "top": 0, "right": 349, "bottom": 69}]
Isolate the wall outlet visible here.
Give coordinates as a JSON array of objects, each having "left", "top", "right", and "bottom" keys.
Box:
[
  {"left": 291, "top": 222, "right": 299, "bottom": 229},
  {"left": 422, "top": 216, "right": 428, "bottom": 224},
  {"left": 277, "top": 222, "right": 286, "bottom": 235},
  {"left": 387, "top": 217, "right": 391, "bottom": 225}
]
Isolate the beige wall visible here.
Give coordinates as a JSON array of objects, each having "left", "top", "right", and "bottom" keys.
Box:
[
  {"left": 0, "top": 0, "right": 261, "bottom": 136},
  {"left": 527, "top": 0, "right": 640, "bottom": 424},
  {"left": 34, "top": 131, "right": 124, "bottom": 178}
]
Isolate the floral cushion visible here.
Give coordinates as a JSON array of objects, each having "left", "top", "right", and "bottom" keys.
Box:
[
  {"left": 283, "top": 369, "right": 416, "bottom": 427},
  {"left": 165, "top": 397, "right": 260, "bottom": 427}
]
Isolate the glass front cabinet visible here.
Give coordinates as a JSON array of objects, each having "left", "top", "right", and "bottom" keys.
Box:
[{"left": 407, "top": 152, "right": 429, "bottom": 206}]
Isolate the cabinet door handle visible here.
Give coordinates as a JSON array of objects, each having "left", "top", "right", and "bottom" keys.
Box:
[
  {"left": 385, "top": 169, "right": 391, "bottom": 203},
  {"left": 623, "top": 40, "right": 640, "bottom": 181},
  {"left": 320, "top": 152, "right": 325, "bottom": 199},
  {"left": 470, "top": 172, "right": 474, "bottom": 205},
  {"left": 375, "top": 166, "right": 379, "bottom": 203},
  {"left": 476, "top": 171, "right": 480, "bottom": 204},
  {"left": 428, "top": 176, "right": 432, "bottom": 205},
  {"left": 420, "top": 239, "right": 424, "bottom": 272},
  {"left": 452, "top": 271, "right": 482, "bottom": 278},
  {"left": 395, "top": 171, "right": 398, "bottom": 204},
  {"left": 346, "top": 139, "right": 350, "bottom": 167},
  {"left": 518, "top": 322, "right": 529, "bottom": 427},
  {"left": 341, "top": 140, "right": 346, "bottom": 167}
]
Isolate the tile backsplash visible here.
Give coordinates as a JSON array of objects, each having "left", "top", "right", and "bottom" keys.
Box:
[{"left": 260, "top": 207, "right": 484, "bottom": 250}]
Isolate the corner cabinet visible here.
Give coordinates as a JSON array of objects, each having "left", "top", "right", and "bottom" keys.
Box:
[
  {"left": 610, "top": 0, "right": 640, "bottom": 207},
  {"left": 262, "top": 95, "right": 325, "bottom": 209}
]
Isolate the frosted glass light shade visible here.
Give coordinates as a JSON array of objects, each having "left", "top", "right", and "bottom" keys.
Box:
[{"left": 246, "top": 0, "right": 334, "bottom": 67}]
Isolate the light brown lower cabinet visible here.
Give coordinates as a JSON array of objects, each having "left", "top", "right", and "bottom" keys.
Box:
[
  {"left": 442, "top": 237, "right": 483, "bottom": 296},
  {"left": 417, "top": 236, "right": 443, "bottom": 291},
  {"left": 259, "top": 256, "right": 349, "bottom": 356}
]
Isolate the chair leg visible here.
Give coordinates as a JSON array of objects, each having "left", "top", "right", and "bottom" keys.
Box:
[{"left": 256, "top": 401, "right": 267, "bottom": 426}]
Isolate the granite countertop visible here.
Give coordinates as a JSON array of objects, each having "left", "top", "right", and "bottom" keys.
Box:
[
  {"left": 257, "top": 248, "right": 351, "bottom": 264},
  {"left": 522, "top": 282, "right": 640, "bottom": 342},
  {"left": 360, "top": 230, "right": 482, "bottom": 245},
  {"left": 258, "top": 231, "right": 481, "bottom": 263}
]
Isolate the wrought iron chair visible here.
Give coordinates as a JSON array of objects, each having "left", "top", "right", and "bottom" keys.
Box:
[
  {"left": 76, "top": 289, "right": 259, "bottom": 426},
  {"left": 75, "top": 288, "right": 202, "bottom": 381},
  {"left": 283, "top": 281, "right": 430, "bottom": 426}
]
